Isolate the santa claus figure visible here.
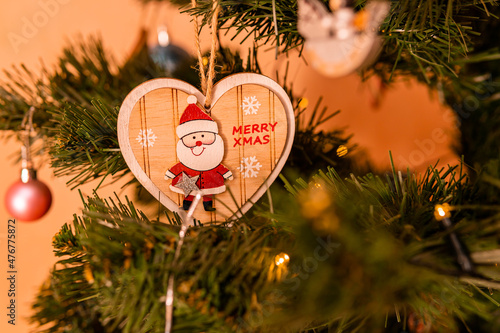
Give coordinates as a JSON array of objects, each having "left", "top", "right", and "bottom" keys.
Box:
[{"left": 165, "top": 95, "right": 233, "bottom": 211}]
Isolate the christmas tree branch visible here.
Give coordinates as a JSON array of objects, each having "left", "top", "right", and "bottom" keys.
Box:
[
  {"left": 31, "top": 164, "right": 500, "bottom": 332},
  {"left": 147, "top": 0, "right": 500, "bottom": 80},
  {"left": 48, "top": 100, "right": 127, "bottom": 189},
  {"left": 33, "top": 192, "right": 294, "bottom": 332},
  {"left": 0, "top": 36, "right": 197, "bottom": 138}
]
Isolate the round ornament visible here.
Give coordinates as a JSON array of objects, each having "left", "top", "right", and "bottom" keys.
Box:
[
  {"left": 5, "top": 170, "right": 52, "bottom": 222},
  {"left": 150, "top": 26, "right": 190, "bottom": 75},
  {"left": 298, "top": 0, "right": 389, "bottom": 77},
  {"left": 118, "top": 74, "right": 295, "bottom": 224}
]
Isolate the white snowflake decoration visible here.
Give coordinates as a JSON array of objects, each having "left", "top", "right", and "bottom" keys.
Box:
[
  {"left": 136, "top": 129, "right": 157, "bottom": 147},
  {"left": 237, "top": 156, "right": 262, "bottom": 178},
  {"left": 242, "top": 96, "right": 261, "bottom": 115}
]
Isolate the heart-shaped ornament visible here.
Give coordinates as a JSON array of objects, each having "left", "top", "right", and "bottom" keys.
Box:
[{"left": 118, "top": 73, "right": 294, "bottom": 224}]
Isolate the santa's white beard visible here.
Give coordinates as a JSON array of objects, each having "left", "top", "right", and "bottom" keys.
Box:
[{"left": 177, "top": 134, "right": 224, "bottom": 171}]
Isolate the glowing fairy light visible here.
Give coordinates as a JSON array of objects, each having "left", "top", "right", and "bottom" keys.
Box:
[
  {"left": 434, "top": 203, "right": 473, "bottom": 273},
  {"left": 299, "top": 98, "right": 309, "bottom": 109},
  {"left": 438, "top": 207, "right": 446, "bottom": 216},
  {"left": 434, "top": 204, "right": 451, "bottom": 221},
  {"left": 275, "top": 253, "right": 290, "bottom": 266},
  {"left": 336, "top": 145, "right": 348, "bottom": 157}
]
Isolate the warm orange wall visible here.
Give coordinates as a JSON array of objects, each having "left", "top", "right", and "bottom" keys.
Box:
[{"left": 0, "top": 1, "right": 457, "bottom": 332}]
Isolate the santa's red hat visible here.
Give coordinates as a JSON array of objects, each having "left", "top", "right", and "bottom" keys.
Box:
[{"left": 176, "top": 95, "right": 218, "bottom": 138}]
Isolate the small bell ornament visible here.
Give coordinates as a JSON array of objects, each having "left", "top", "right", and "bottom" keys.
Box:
[{"left": 4, "top": 107, "right": 52, "bottom": 222}]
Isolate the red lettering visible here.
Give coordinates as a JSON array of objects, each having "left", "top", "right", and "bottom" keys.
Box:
[
  {"left": 232, "top": 126, "right": 242, "bottom": 135},
  {"left": 269, "top": 122, "right": 278, "bottom": 132},
  {"left": 233, "top": 124, "right": 274, "bottom": 146}
]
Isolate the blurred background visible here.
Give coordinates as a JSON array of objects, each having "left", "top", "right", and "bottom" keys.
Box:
[{"left": 0, "top": 0, "right": 458, "bottom": 331}]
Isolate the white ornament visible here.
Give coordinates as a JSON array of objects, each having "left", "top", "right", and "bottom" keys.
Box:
[
  {"left": 298, "top": 0, "right": 389, "bottom": 77},
  {"left": 238, "top": 156, "right": 263, "bottom": 178},
  {"left": 242, "top": 96, "right": 261, "bottom": 115},
  {"left": 136, "top": 128, "right": 158, "bottom": 147}
]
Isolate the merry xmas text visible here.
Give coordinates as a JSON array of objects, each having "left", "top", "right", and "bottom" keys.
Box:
[{"left": 232, "top": 122, "right": 278, "bottom": 147}]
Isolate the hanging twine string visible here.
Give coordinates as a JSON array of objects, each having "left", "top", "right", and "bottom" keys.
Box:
[
  {"left": 204, "top": 1, "right": 220, "bottom": 109},
  {"left": 191, "top": 0, "right": 220, "bottom": 109},
  {"left": 191, "top": 0, "right": 207, "bottom": 94}
]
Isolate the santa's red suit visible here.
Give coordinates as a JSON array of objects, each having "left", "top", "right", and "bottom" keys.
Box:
[{"left": 166, "top": 163, "right": 232, "bottom": 196}]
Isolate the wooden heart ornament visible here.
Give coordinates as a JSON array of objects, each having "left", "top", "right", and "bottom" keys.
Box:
[{"left": 118, "top": 74, "right": 295, "bottom": 224}]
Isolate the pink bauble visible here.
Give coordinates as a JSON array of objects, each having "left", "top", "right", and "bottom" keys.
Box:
[{"left": 5, "top": 178, "right": 52, "bottom": 222}]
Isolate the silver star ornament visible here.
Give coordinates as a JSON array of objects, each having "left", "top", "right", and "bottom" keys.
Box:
[{"left": 174, "top": 172, "right": 200, "bottom": 196}]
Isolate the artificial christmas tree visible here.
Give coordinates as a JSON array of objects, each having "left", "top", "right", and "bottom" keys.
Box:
[{"left": 1, "top": 1, "right": 500, "bottom": 332}]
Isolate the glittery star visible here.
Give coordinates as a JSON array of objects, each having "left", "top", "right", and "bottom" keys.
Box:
[{"left": 174, "top": 172, "right": 200, "bottom": 196}]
